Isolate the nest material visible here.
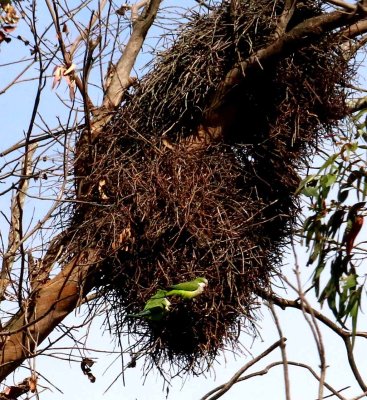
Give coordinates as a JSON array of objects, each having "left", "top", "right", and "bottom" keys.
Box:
[{"left": 72, "top": 0, "right": 352, "bottom": 375}]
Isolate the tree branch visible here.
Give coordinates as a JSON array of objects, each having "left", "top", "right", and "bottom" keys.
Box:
[
  {"left": 90, "top": 0, "right": 162, "bottom": 140},
  {"left": 198, "top": 6, "right": 366, "bottom": 143},
  {"left": 203, "top": 361, "right": 349, "bottom": 400},
  {"left": 0, "top": 144, "right": 37, "bottom": 301},
  {"left": 269, "top": 303, "right": 291, "bottom": 400},
  {"left": 275, "top": 0, "right": 296, "bottom": 38},
  {"left": 259, "top": 289, "right": 367, "bottom": 392},
  {"left": 200, "top": 338, "right": 285, "bottom": 400},
  {"left": 0, "top": 249, "right": 100, "bottom": 381}
]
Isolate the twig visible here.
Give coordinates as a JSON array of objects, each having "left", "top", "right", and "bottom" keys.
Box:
[
  {"left": 258, "top": 289, "right": 367, "bottom": 339},
  {"left": 200, "top": 338, "right": 285, "bottom": 400},
  {"left": 0, "top": 144, "right": 37, "bottom": 301},
  {"left": 258, "top": 289, "right": 367, "bottom": 392},
  {"left": 292, "top": 242, "right": 327, "bottom": 400},
  {"left": 44, "top": 0, "right": 95, "bottom": 112},
  {"left": 91, "top": 0, "right": 162, "bottom": 139},
  {"left": 203, "top": 361, "right": 348, "bottom": 400},
  {"left": 69, "top": 0, "right": 108, "bottom": 58},
  {"left": 268, "top": 303, "right": 291, "bottom": 400},
  {"left": 348, "top": 93, "right": 367, "bottom": 113},
  {"left": 194, "top": 0, "right": 214, "bottom": 11},
  {"left": 0, "top": 124, "right": 84, "bottom": 157}
]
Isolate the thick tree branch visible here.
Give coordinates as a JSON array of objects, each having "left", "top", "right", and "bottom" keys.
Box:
[
  {"left": 90, "top": 0, "right": 162, "bottom": 140},
  {"left": 197, "top": 6, "right": 366, "bottom": 143},
  {"left": 0, "top": 249, "right": 99, "bottom": 381},
  {"left": 275, "top": 0, "right": 296, "bottom": 38},
  {"left": 0, "top": 144, "right": 37, "bottom": 301},
  {"left": 326, "top": 0, "right": 356, "bottom": 11}
]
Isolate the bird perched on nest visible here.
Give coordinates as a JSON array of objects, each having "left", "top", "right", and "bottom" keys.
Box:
[
  {"left": 127, "top": 289, "right": 171, "bottom": 321},
  {"left": 166, "top": 277, "right": 208, "bottom": 299}
]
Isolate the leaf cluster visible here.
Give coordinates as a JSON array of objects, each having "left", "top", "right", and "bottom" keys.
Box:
[{"left": 299, "top": 127, "right": 367, "bottom": 337}]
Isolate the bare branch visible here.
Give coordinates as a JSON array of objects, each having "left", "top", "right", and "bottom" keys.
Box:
[
  {"left": 325, "top": 0, "right": 356, "bottom": 11},
  {"left": 268, "top": 303, "right": 291, "bottom": 400},
  {"left": 200, "top": 338, "right": 285, "bottom": 400},
  {"left": 0, "top": 124, "right": 84, "bottom": 157},
  {"left": 0, "top": 144, "right": 37, "bottom": 301},
  {"left": 91, "top": 0, "right": 162, "bottom": 139},
  {"left": 348, "top": 94, "right": 367, "bottom": 113},
  {"left": 194, "top": 0, "right": 215, "bottom": 11},
  {"left": 131, "top": 1, "right": 149, "bottom": 22},
  {"left": 291, "top": 244, "right": 327, "bottom": 400},
  {"left": 69, "top": 0, "right": 108, "bottom": 58},
  {"left": 44, "top": 0, "right": 95, "bottom": 112},
  {"left": 203, "top": 361, "right": 348, "bottom": 400},
  {"left": 259, "top": 289, "right": 367, "bottom": 392},
  {"left": 0, "top": 249, "right": 100, "bottom": 381}
]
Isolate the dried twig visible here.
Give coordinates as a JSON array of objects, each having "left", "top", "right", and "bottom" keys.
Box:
[
  {"left": 200, "top": 339, "right": 285, "bottom": 400},
  {"left": 203, "top": 360, "right": 348, "bottom": 400},
  {"left": 291, "top": 243, "right": 327, "bottom": 400},
  {"left": 268, "top": 303, "right": 291, "bottom": 400},
  {"left": 259, "top": 289, "right": 367, "bottom": 392}
]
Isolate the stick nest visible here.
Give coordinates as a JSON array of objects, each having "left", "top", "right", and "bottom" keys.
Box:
[{"left": 71, "top": 0, "right": 353, "bottom": 376}]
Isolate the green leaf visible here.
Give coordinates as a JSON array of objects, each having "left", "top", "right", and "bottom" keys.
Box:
[
  {"left": 295, "top": 175, "right": 317, "bottom": 195},
  {"left": 319, "top": 154, "right": 338, "bottom": 172},
  {"left": 307, "top": 241, "right": 322, "bottom": 265},
  {"left": 343, "top": 274, "right": 357, "bottom": 291},
  {"left": 320, "top": 173, "right": 337, "bottom": 188},
  {"left": 350, "top": 287, "right": 362, "bottom": 347},
  {"left": 313, "top": 259, "right": 326, "bottom": 297},
  {"left": 302, "top": 186, "right": 319, "bottom": 198}
]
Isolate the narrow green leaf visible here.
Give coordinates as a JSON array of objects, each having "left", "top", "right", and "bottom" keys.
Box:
[{"left": 319, "top": 154, "right": 338, "bottom": 172}]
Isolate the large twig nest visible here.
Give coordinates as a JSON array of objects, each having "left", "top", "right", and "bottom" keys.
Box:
[{"left": 71, "top": 0, "right": 353, "bottom": 375}]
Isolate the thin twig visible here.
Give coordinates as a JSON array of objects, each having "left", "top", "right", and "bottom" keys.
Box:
[
  {"left": 268, "top": 303, "right": 291, "bottom": 400},
  {"left": 203, "top": 361, "right": 348, "bottom": 400},
  {"left": 292, "top": 242, "right": 327, "bottom": 400},
  {"left": 0, "top": 144, "right": 37, "bottom": 301},
  {"left": 200, "top": 338, "right": 285, "bottom": 400}
]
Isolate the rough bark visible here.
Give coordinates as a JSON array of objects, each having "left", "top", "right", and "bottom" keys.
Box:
[{"left": 0, "top": 250, "right": 99, "bottom": 381}]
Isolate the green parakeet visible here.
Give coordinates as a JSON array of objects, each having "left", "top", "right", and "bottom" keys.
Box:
[
  {"left": 166, "top": 277, "right": 208, "bottom": 299},
  {"left": 128, "top": 289, "right": 171, "bottom": 321}
]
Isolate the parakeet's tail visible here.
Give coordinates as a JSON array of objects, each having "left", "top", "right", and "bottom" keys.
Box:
[{"left": 127, "top": 310, "right": 151, "bottom": 318}]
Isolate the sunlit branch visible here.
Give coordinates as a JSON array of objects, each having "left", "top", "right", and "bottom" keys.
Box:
[{"left": 0, "top": 144, "right": 37, "bottom": 302}]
